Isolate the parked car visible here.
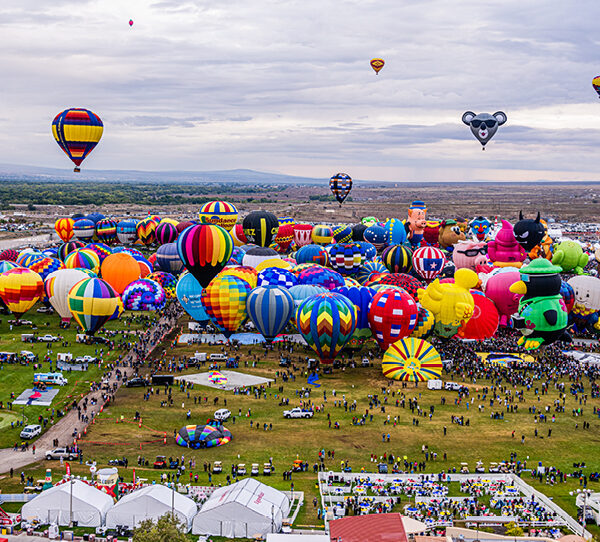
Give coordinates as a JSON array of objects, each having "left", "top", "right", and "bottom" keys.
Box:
[
  {"left": 36, "top": 306, "right": 54, "bottom": 314},
  {"left": 20, "top": 424, "right": 42, "bottom": 439},
  {"left": 45, "top": 448, "right": 77, "bottom": 461},
  {"left": 75, "top": 355, "right": 97, "bottom": 363},
  {"left": 213, "top": 461, "right": 223, "bottom": 474},
  {"left": 153, "top": 455, "right": 167, "bottom": 469},
  {"left": 283, "top": 407, "right": 313, "bottom": 419},
  {"left": 126, "top": 377, "right": 147, "bottom": 388},
  {"left": 20, "top": 351, "right": 36, "bottom": 362},
  {"left": 38, "top": 334, "right": 59, "bottom": 342},
  {"left": 214, "top": 408, "right": 231, "bottom": 421}
]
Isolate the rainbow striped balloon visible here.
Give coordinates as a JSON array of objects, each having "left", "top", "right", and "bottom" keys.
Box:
[
  {"left": 64, "top": 248, "right": 101, "bottom": 274},
  {"left": 67, "top": 277, "right": 119, "bottom": 335},
  {"left": 52, "top": 108, "right": 103, "bottom": 172},
  {"left": 295, "top": 292, "right": 356, "bottom": 364},
  {"left": 382, "top": 337, "right": 442, "bottom": 382},
  {"left": 201, "top": 275, "right": 251, "bottom": 336},
  {"left": 136, "top": 217, "right": 157, "bottom": 246},
  {"left": 0, "top": 267, "right": 44, "bottom": 319},
  {"left": 177, "top": 224, "right": 233, "bottom": 288}
]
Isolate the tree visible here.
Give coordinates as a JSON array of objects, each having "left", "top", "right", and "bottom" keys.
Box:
[
  {"left": 504, "top": 521, "right": 524, "bottom": 537},
  {"left": 132, "top": 513, "right": 188, "bottom": 542}
]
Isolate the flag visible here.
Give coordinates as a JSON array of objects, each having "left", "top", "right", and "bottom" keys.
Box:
[
  {"left": 65, "top": 462, "right": 71, "bottom": 477},
  {"left": 133, "top": 468, "right": 136, "bottom": 484}
]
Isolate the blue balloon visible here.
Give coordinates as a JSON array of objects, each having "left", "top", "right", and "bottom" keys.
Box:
[
  {"left": 247, "top": 285, "right": 294, "bottom": 341},
  {"left": 356, "top": 241, "right": 377, "bottom": 261},
  {"left": 288, "top": 284, "right": 328, "bottom": 305},
  {"left": 333, "top": 285, "right": 375, "bottom": 338},
  {"left": 117, "top": 220, "right": 138, "bottom": 245},
  {"left": 295, "top": 244, "right": 328, "bottom": 266},
  {"left": 156, "top": 242, "right": 184, "bottom": 274},
  {"left": 176, "top": 273, "right": 209, "bottom": 323},
  {"left": 384, "top": 218, "right": 408, "bottom": 245},
  {"left": 257, "top": 267, "right": 298, "bottom": 289}
]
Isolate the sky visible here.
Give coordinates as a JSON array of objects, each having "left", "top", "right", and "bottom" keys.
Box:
[{"left": 1, "top": 0, "right": 600, "bottom": 182}]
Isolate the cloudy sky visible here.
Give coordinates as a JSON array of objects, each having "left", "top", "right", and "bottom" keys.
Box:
[{"left": 1, "top": 0, "right": 599, "bottom": 182}]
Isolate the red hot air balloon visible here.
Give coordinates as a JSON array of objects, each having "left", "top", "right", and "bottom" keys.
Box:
[
  {"left": 368, "top": 288, "right": 418, "bottom": 350},
  {"left": 129, "top": 19, "right": 134, "bottom": 26}
]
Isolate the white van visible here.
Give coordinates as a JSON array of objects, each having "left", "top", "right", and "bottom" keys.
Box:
[
  {"left": 209, "top": 353, "right": 227, "bottom": 361},
  {"left": 20, "top": 424, "right": 42, "bottom": 439},
  {"left": 427, "top": 379, "right": 443, "bottom": 390},
  {"left": 57, "top": 353, "right": 73, "bottom": 363},
  {"left": 192, "top": 352, "right": 207, "bottom": 362},
  {"left": 20, "top": 351, "right": 36, "bottom": 362},
  {"left": 34, "top": 373, "right": 68, "bottom": 386}
]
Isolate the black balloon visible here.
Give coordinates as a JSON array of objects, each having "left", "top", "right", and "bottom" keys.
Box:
[
  {"left": 242, "top": 211, "right": 279, "bottom": 247},
  {"left": 513, "top": 211, "right": 546, "bottom": 251},
  {"left": 352, "top": 223, "right": 367, "bottom": 242}
]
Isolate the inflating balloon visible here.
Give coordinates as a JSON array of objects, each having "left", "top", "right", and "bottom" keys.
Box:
[
  {"left": 0, "top": 267, "right": 44, "bottom": 320},
  {"left": 468, "top": 216, "right": 492, "bottom": 241},
  {"left": 296, "top": 245, "right": 329, "bottom": 266},
  {"left": 136, "top": 217, "right": 157, "bottom": 246},
  {"left": 311, "top": 225, "right": 333, "bottom": 246},
  {"left": 487, "top": 220, "right": 527, "bottom": 268},
  {"left": 198, "top": 201, "right": 238, "bottom": 232},
  {"left": 242, "top": 211, "right": 279, "bottom": 247},
  {"left": 67, "top": 277, "right": 119, "bottom": 335},
  {"left": 156, "top": 242, "right": 184, "bottom": 274},
  {"left": 52, "top": 108, "right": 103, "bottom": 172},
  {"left": 382, "top": 338, "right": 442, "bottom": 381},
  {"left": 247, "top": 285, "right": 294, "bottom": 342},
  {"left": 176, "top": 273, "right": 209, "bottom": 323},
  {"left": 176, "top": 424, "right": 231, "bottom": 448},
  {"left": 482, "top": 269, "right": 522, "bottom": 327},
  {"left": 456, "top": 290, "right": 499, "bottom": 340},
  {"left": 201, "top": 275, "right": 251, "bottom": 336},
  {"left": 116, "top": 220, "right": 138, "bottom": 245},
  {"left": 295, "top": 292, "right": 356, "bottom": 364},
  {"left": 256, "top": 267, "right": 298, "bottom": 289}
]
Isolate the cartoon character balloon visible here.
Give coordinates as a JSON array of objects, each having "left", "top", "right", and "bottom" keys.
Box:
[
  {"left": 513, "top": 212, "right": 546, "bottom": 252},
  {"left": 468, "top": 216, "right": 492, "bottom": 241},
  {"left": 406, "top": 201, "right": 427, "bottom": 248},
  {"left": 510, "top": 259, "right": 570, "bottom": 350},
  {"left": 453, "top": 240, "right": 489, "bottom": 272},
  {"left": 487, "top": 220, "right": 527, "bottom": 268},
  {"left": 483, "top": 269, "right": 522, "bottom": 327},
  {"left": 552, "top": 241, "right": 588, "bottom": 275},
  {"left": 462, "top": 111, "right": 507, "bottom": 149}
]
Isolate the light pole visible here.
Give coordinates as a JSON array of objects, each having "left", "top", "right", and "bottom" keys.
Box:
[
  {"left": 69, "top": 478, "right": 74, "bottom": 527},
  {"left": 570, "top": 488, "right": 592, "bottom": 537},
  {"left": 171, "top": 481, "right": 175, "bottom": 518}
]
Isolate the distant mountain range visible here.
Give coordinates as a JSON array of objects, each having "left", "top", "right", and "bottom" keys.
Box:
[{"left": 0, "top": 163, "right": 326, "bottom": 185}]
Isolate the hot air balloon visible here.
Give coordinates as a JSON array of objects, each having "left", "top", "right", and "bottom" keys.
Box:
[
  {"left": 333, "top": 285, "right": 375, "bottom": 341},
  {"left": 247, "top": 285, "right": 294, "bottom": 342},
  {"left": 136, "top": 217, "right": 157, "bottom": 245},
  {"left": 381, "top": 245, "right": 412, "bottom": 274},
  {"left": 52, "top": 108, "right": 103, "bottom": 172},
  {"left": 95, "top": 219, "right": 117, "bottom": 244},
  {"left": 122, "top": 279, "right": 166, "bottom": 311},
  {"left": 55, "top": 218, "right": 74, "bottom": 242},
  {"left": 116, "top": 220, "right": 138, "bottom": 245},
  {"left": 198, "top": 201, "right": 238, "bottom": 232},
  {"left": 273, "top": 217, "right": 295, "bottom": 252},
  {"left": 363, "top": 225, "right": 387, "bottom": 251},
  {"left": 44, "top": 268, "right": 91, "bottom": 324},
  {"left": 0, "top": 267, "right": 44, "bottom": 320},
  {"left": 384, "top": 218, "right": 408, "bottom": 245},
  {"left": 147, "top": 271, "right": 177, "bottom": 299},
  {"left": 86, "top": 212, "right": 105, "bottom": 225},
  {"left": 367, "top": 273, "right": 423, "bottom": 301},
  {"left": 297, "top": 266, "right": 345, "bottom": 290},
  {"left": 177, "top": 224, "right": 233, "bottom": 288},
  {"left": 155, "top": 222, "right": 178, "bottom": 245},
  {"left": 456, "top": 290, "right": 499, "bottom": 340},
  {"left": 129, "top": 19, "right": 133, "bottom": 26},
  {"left": 462, "top": 111, "right": 507, "bottom": 149},
  {"left": 293, "top": 224, "right": 313, "bottom": 248},
  {"left": 0, "top": 249, "right": 18, "bottom": 262},
  {"left": 329, "top": 173, "right": 352, "bottom": 205},
  {"left": 242, "top": 211, "right": 279, "bottom": 247},
  {"left": 73, "top": 219, "right": 95, "bottom": 242},
  {"left": 257, "top": 267, "right": 298, "bottom": 289},
  {"left": 370, "top": 58, "right": 385, "bottom": 75},
  {"left": 295, "top": 245, "right": 329, "bottom": 266},
  {"left": 382, "top": 338, "right": 442, "bottom": 381},
  {"left": 329, "top": 243, "right": 364, "bottom": 275},
  {"left": 332, "top": 225, "right": 353, "bottom": 244},
  {"left": 231, "top": 224, "right": 248, "bottom": 247},
  {"left": 67, "top": 278, "right": 119, "bottom": 335},
  {"left": 176, "top": 424, "right": 231, "bottom": 448},
  {"left": 288, "top": 284, "right": 328, "bottom": 306},
  {"left": 219, "top": 265, "right": 258, "bottom": 289},
  {"left": 357, "top": 258, "right": 389, "bottom": 285},
  {"left": 176, "top": 273, "right": 209, "bottom": 324},
  {"left": 27, "top": 257, "right": 64, "bottom": 282},
  {"left": 64, "top": 248, "right": 100, "bottom": 274},
  {"left": 156, "top": 242, "right": 184, "bottom": 274},
  {"left": 85, "top": 243, "right": 112, "bottom": 264},
  {"left": 368, "top": 288, "right": 418, "bottom": 350},
  {"left": 101, "top": 252, "right": 141, "bottom": 294},
  {"left": 412, "top": 246, "right": 446, "bottom": 281},
  {"left": 311, "top": 225, "right": 333, "bottom": 246},
  {"left": 0, "top": 261, "right": 18, "bottom": 273},
  {"left": 57, "top": 241, "right": 84, "bottom": 262},
  {"left": 242, "top": 247, "right": 280, "bottom": 269},
  {"left": 201, "top": 275, "right": 251, "bottom": 336},
  {"left": 295, "top": 292, "right": 357, "bottom": 364},
  {"left": 593, "top": 76, "right": 600, "bottom": 99}
]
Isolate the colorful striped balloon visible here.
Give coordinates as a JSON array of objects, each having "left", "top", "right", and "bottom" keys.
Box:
[
  {"left": 177, "top": 224, "right": 233, "bottom": 288},
  {"left": 67, "top": 277, "right": 119, "bottom": 335},
  {"left": 295, "top": 292, "right": 357, "bottom": 364},
  {"left": 382, "top": 245, "right": 413, "bottom": 274},
  {"left": 64, "top": 248, "right": 100, "bottom": 274},
  {"left": 136, "top": 217, "right": 157, "bottom": 246},
  {"left": 95, "top": 219, "right": 117, "bottom": 243},
  {"left": 52, "top": 108, "right": 103, "bottom": 172},
  {"left": 155, "top": 222, "right": 178, "bottom": 245},
  {"left": 57, "top": 241, "right": 85, "bottom": 262},
  {"left": 198, "top": 201, "right": 238, "bottom": 232},
  {"left": 0, "top": 267, "right": 44, "bottom": 319},
  {"left": 156, "top": 242, "right": 184, "bottom": 274},
  {"left": 122, "top": 278, "right": 166, "bottom": 311},
  {"left": 357, "top": 259, "right": 389, "bottom": 284},
  {"left": 247, "top": 285, "right": 294, "bottom": 341},
  {"left": 116, "top": 220, "right": 138, "bottom": 245},
  {"left": 55, "top": 218, "right": 74, "bottom": 242},
  {"left": 73, "top": 219, "right": 95, "bottom": 241},
  {"left": 146, "top": 271, "right": 177, "bottom": 299},
  {"left": 329, "top": 243, "right": 364, "bottom": 275},
  {"left": 382, "top": 338, "right": 442, "bottom": 381},
  {"left": 201, "top": 275, "right": 251, "bottom": 336}
]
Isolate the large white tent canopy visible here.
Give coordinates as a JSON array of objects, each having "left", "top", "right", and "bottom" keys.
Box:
[
  {"left": 105, "top": 484, "right": 197, "bottom": 531},
  {"left": 192, "top": 478, "right": 290, "bottom": 538},
  {"left": 21, "top": 480, "right": 113, "bottom": 527}
]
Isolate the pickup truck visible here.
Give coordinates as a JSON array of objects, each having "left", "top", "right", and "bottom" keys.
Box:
[
  {"left": 45, "top": 448, "right": 78, "bottom": 461},
  {"left": 283, "top": 407, "right": 314, "bottom": 419},
  {"left": 38, "top": 334, "right": 60, "bottom": 342},
  {"left": 75, "top": 355, "right": 97, "bottom": 363}
]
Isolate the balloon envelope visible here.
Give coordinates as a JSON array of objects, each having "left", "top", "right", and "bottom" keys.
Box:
[
  {"left": 52, "top": 108, "right": 103, "bottom": 171},
  {"left": 67, "top": 278, "right": 119, "bottom": 335},
  {"left": 247, "top": 285, "right": 294, "bottom": 341}
]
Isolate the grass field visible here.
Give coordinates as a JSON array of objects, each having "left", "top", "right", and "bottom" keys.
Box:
[
  {"left": 0, "top": 308, "right": 146, "bottom": 448},
  {"left": 0, "top": 319, "right": 599, "bottom": 538}
]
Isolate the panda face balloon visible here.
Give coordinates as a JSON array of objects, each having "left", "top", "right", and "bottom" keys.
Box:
[{"left": 462, "top": 111, "right": 507, "bottom": 148}]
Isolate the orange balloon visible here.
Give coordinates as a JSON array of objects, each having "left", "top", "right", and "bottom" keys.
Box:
[{"left": 101, "top": 253, "right": 140, "bottom": 294}]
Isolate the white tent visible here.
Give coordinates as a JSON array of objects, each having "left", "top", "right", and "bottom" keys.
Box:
[
  {"left": 105, "top": 484, "right": 197, "bottom": 532},
  {"left": 21, "top": 480, "right": 113, "bottom": 527},
  {"left": 192, "top": 478, "right": 290, "bottom": 538}
]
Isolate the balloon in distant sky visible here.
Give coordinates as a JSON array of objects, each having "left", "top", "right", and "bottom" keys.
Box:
[
  {"left": 52, "top": 108, "right": 103, "bottom": 172},
  {"left": 129, "top": 19, "right": 134, "bottom": 26},
  {"left": 593, "top": 76, "right": 600, "bottom": 99},
  {"left": 370, "top": 58, "right": 385, "bottom": 75},
  {"left": 462, "top": 111, "right": 507, "bottom": 148},
  {"left": 329, "top": 173, "right": 352, "bottom": 205}
]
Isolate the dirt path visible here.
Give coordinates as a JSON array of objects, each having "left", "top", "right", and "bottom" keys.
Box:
[{"left": 0, "top": 312, "right": 180, "bottom": 477}]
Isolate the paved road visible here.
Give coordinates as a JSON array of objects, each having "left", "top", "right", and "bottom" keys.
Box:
[
  {"left": 0, "top": 233, "right": 58, "bottom": 251},
  {"left": 0, "top": 313, "right": 179, "bottom": 476}
]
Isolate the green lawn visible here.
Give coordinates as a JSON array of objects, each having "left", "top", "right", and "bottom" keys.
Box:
[
  {"left": 0, "top": 307, "right": 146, "bottom": 448},
  {"left": 1, "top": 324, "right": 599, "bottom": 538}
]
